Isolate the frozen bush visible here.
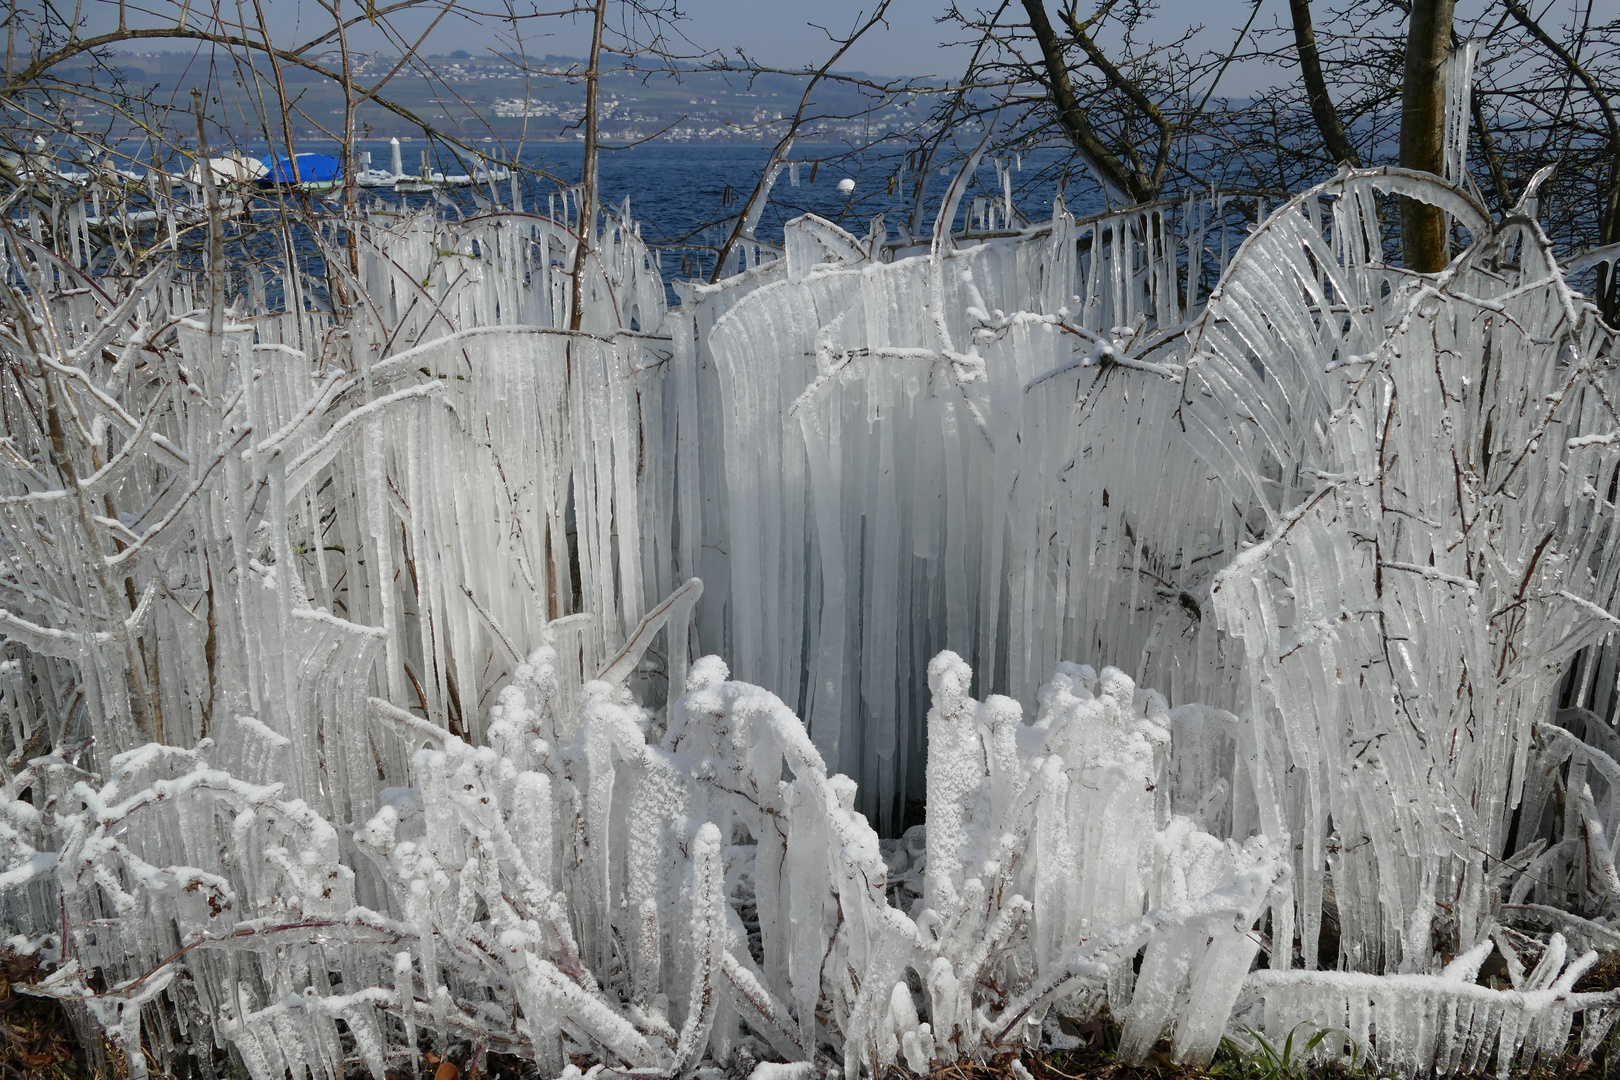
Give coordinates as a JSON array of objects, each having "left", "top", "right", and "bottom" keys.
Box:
[{"left": 6, "top": 160, "right": 1620, "bottom": 1078}]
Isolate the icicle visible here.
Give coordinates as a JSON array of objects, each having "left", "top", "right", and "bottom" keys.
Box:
[{"left": 1443, "top": 40, "right": 1480, "bottom": 188}]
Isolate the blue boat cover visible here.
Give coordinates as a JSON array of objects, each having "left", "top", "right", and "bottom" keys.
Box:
[{"left": 260, "top": 153, "right": 342, "bottom": 184}]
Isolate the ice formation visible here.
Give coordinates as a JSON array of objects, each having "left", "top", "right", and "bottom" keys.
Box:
[{"left": 7, "top": 158, "right": 1620, "bottom": 1079}]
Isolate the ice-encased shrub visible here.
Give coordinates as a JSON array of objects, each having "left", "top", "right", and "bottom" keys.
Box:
[{"left": 6, "top": 166, "right": 1620, "bottom": 1077}]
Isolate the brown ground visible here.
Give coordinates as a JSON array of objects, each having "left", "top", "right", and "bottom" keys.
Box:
[
  {"left": 6, "top": 950, "right": 1620, "bottom": 1080},
  {"left": 1, "top": 951, "right": 91, "bottom": 1080}
]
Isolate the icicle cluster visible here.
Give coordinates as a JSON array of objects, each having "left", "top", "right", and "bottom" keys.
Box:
[
  {"left": 679, "top": 193, "right": 1251, "bottom": 832},
  {"left": 8, "top": 162, "right": 1620, "bottom": 1079},
  {"left": 1181, "top": 169, "right": 1620, "bottom": 978},
  {"left": 0, "top": 618, "right": 1299, "bottom": 1076}
]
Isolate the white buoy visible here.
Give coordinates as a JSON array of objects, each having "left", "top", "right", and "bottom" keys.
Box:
[
  {"left": 390, "top": 137, "right": 403, "bottom": 177},
  {"left": 837, "top": 177, "right": 855, "bottom": 194}
]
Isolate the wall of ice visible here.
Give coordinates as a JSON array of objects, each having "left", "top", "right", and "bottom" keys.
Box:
[
  {"left": 680, "top": 194, "right": 1252, "bottom": 831},
  {"left": 6, "top": 163, "right": 1620, "bottom": 1078}
]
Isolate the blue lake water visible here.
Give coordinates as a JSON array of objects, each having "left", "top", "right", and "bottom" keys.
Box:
[
  {"left": 131, "top": 137, "right": 1105, "bottom": 255},
  {"left": 507, "top": 142, "right": 1107, "bottom": 249},
  {"left": 97, "top": 139, "right": 1111, "bottom": 308}
]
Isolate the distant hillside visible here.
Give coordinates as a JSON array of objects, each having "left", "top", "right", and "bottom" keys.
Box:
[{"left": 81, "top": 50, "right": 924, "bottom": 146}]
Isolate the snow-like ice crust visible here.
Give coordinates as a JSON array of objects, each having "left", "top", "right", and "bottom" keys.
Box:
[{"left": 6, "top": 165, "right": 1620, "bottom": 1078}]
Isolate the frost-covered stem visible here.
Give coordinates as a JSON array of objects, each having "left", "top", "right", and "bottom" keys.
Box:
[
  {"left": 193, "top": 91, "right": 226, "bottom": 343},
  {"left": 1576, "top": 781, "right": 1620, "bottom": 908},
  {"left": 596, "top": 576, "right": 702, "bottom": 688},
  {"left": 717, "top": 952, "right": 806, "bottom": 1061},
  {"left": 201, "top": 555, "right": 218, "bottom": 736},
  {"left": 671, "top": 822, "right": 724, "bottom": 1072},
  {"left": 709, "top": 145, "right": 787, "bottom": 283},
  {"left": 4, "top": 293, "right": 156, "bottom": 744},
  {"left": 192, "top": 94, "right": 226, "bottom": 743},
  {"left": 111, "top": 917, "right": 416, "bottom": 998},
  {"left": 568, "top": 0, "right": 608, "bottom": 333},
  {"left": 631, "top": 899, "right": 661, "bottom": 1008}
]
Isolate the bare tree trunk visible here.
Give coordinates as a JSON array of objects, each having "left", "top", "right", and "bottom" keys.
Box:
[
  {"left": 568, "top": 0, "right": 608, "bottom": 333},
  {"left": 1019, "top": 0, "right": 1147, "bottom": 203},
  {"left": 1289, "top": 0, "right": 1359, "bottom": 168},
  {"left": 1400, "top": 0, "right": 1457, "bottom": 271}
]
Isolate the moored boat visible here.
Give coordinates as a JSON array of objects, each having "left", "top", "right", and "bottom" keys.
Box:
[
  {"left": 258, "top": 152, "right": 343, "bottom": 191},
  {"left": 186, "top": 153, "right": 269, "bottom": 186}
]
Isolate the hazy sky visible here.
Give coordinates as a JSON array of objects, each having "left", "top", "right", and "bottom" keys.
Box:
[
  {"left": 235, "top": 0, "right": 986, "bottom": 78},
  {"left": 86, "top": 0, "right": 1620, "bottom": 90}
]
